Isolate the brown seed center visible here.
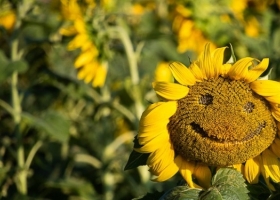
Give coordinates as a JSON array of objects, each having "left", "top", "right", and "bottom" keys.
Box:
[{"left": 168, "top": 77, "right": 276, "bottom": 166}]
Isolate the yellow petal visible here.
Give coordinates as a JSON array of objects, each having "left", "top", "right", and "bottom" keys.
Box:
[
  {"left": 151, "top": 161, "right": 179, "bottom": 182},
  {"left": 138, "top": 128, "right": 169, "bottom": 145},
  {"left": 232, "top": 164, "right": 244, "bottom": 174},
  {"left": 169, "top": 62, "right": 196, "bottom": 86},
  {"left": 250, "top": 80, "right": 280, "bottom": 96},
  {"left": 212, "top": 47, "right": 227, "bottom": 77},
  {"left": 244, "top": 156, "right": 261, "bottom": 184},
  {"left": 228, "top": 57, "right": 254, "bottom": 80},
  {"left": 59, "top": 26, "right": 77, "bottom": 36},
  {"left": 74, "top": 18, "right": 86, "bottom": 33},
  {"left": 189, "top": 62, "right": 204, "bottom": 81},
  {"left": 92, "top": 65, "right": 107, "bottom": 87},
  {"left": 200, "top": 43, "right": 215, "bottom": 79},
  {"left": 153, "top": 81, "right": 189, "bottom": 100},
  {"left": 147, "top": 142, "right": 173, "bottom": 165},
  {"left": 81, "top": 40, "right": 96, "bottom": 51},
  {"left": 244, "top": 58, "right": 269, "bottom": 83},
  {"left": 221, "top": 63, "right": 232, "bottom": 76},
  {"left": 135, "top": 133, "right": 169, "bottom": 153},
  {"left": 67, "top": 33, "right": 89, "bottom": 50},
  {"left": 84, "top": 72, "right": 94, "bottom": 83},
  {"left": 148, "top": 143, "right": 175, "bottom": 174},
  {"left": 264, "top": 94, "right": 280, "bottom": 104},
  {"left": 176, "top": 156, "right": 195, "bottom": 188},
  {"left": 272, "top": 109, "right": 280, "bottom": 122},
  {"left": 260, "top": 163, "right": 276, "bottom": 191},
  {"left": 139, "top": 101, "right": 177, "bottom": 126},
  {"left": 262, "top": 149, "right": 280, "bottom": 183},
  {"left": 138, "top": 122, "right": 169, "bottom": 138},
  {"left": 74, "top": 50, "right": 95, "bottom": 68},
  {"left": 270, "top": 137, "right": 280, "bottom": 158},
  {"left": 193, "top": 164, "right": 212, "bottom": 188},
  {"left": 77, "top": 64, "right": 93, "bottom": 79},
  {"left": 82, "top": 62, "right": 98, "bottom": 83}
]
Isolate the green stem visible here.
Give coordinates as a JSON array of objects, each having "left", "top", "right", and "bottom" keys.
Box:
[
  {"left": 10, "top": 13, "right": 26, "bottom": 196},
  {"left": 11, "top": 71, "right": 27, "bottom": 195},
  {"left": 113, "top": 26, "right": 144, "bottom": 120},
  {"left": 24, "top": 141, "right": 43, "bottom": 170}
]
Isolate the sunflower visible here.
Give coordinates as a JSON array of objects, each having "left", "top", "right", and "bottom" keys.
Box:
[
  {"left": 172, "top": 14, "right": 214, "bottom": 54},
  {"left": 59, "top": 1, "right": 107, "bottom": 87},
  {"left": 135, "top": 44, "right": 280, "bottom": 190}
]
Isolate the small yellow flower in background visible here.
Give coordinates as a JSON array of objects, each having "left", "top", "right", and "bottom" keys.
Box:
[
  {"left": 175, "top": 19, "right": 215, "bottom": 54},
  {"left": 59, "top": 0, "right": 107, "bottom": 87},
  {"left": 154, "top": 62, "right": 173, "bottom": 83},
  {"left": 172, "top": 3, "right": 214, "bottom": 55},
  {"left": 0, "top": 10, "right": 16, "bottom": 32},
  {"left": 245, "top": 16, "right": 260, "bottom": 37},
  {"left": 136, "top": 43, "right": 280, "bottom": 190},
  {"left": 131, "top": 4, "right": 145, "bottom": 15}
]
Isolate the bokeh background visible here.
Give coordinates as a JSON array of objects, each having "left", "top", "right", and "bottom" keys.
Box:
[{"left": 0, "top": 0, "right": 280, "bottom": 199}]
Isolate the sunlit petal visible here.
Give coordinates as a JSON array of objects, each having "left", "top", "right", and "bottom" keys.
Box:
[
  {"left": 139, "top": 101, "right": 177, "bottom": 126},
  {"left": 189, "top": 62, "right": 204, "bottom": 81},
  {"left": 169, "top": 62, "right": 196, "bottom": 85},
  {"left": 138, "top": 129, "right": 169, "bottom": 145},
  {"left": 245, "top": 58, "right": 269, "bottom": 83},
  {"left": 228, "top": 57, "right": 254, "bottom": 80},
  {"left": 135, "top": 133, "right": 169, "bottom": 153},
  {"left": 153, "top": 82, "right": 189, "bottom": 100},
  {"left": 176, "top": 156, "right": 195, "bottom": 188},
  {"left": 232, "top": 164, "right": 244, "bottom": 174},
  {"left": 193, "top": 164, "right": 211, "bottom": 188},
  {"left": 151, "top": 161, "right": 179, "bottom": 182},
  {"left": 270, "top": 137, "right": 280, "bottom": 158},
  {"left": 264, "top": 94, "right": 280, "bottom": 104},
  {"left": 262, "top": 149, "right": 280, "bottom": 183},
  {"left": 200, "top": 43, "right": 215, "bottom": 79},
  {"left": 250, "top": 80, "right": 280, "bottom": 96},
  {"left": 221, "top": 63, "right": 232, "bottom": 76},
  {"left": 244, "top": 156, "right": 261, "bottom": 184},
  {"left": 212, "top": 47, "right": 227, "bottom": 77}
]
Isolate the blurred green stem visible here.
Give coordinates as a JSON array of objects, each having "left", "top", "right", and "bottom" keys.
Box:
[
  {"left": 11, "top": 67, "right": 26, "bottom": 195},
  {"left": 112, "top": 26, "right": 144, "bottom": 120},
  {"left": 11, "top": 4, "right": 26, "bottom": 195}
]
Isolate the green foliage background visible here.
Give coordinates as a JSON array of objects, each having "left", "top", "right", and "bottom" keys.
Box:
[{"left": 0, "top": 0, "right": 280, "bottom": 199}]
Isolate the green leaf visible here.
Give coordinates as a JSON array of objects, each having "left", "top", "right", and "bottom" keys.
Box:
[
  {"left": 200, "top": 168, "right": 249, "bottom": 200},
  {"left": 211, "top": 168, "right": 247, "bottom": 188},
  {"left": 228, "top": 43, "right": 236, "bottom": 64},
  {"left": 22, "top": 110, "right": 70, "bottom": 142},
  {"left": 246, "top": 179, "right": 270, "bottom": 200},
  {"left": 133, "top": 191, "right": 165, "bottom": 200},
  {"left": 0, "top": 50, "right": 8, "bottom": 65},
  {"left": 160, "top": 186, "right": 202, "bottom": 200},
  {"left": 6, "top": 60, "right": 29, "bottom": 74},
  {"left": 124, "top": 136, "right": 149, "bottom": 170},
  {"left": 124, "top": 150, "right": 149, "bottom": 170},
  {"left": 45, "top": 177, "right": 97, "bottom": 199},
  {"left": 0, "top": 59, "right": 29, "bottom": 82}
]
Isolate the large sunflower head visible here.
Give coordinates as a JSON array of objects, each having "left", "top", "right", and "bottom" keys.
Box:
[{"left": 136, "top": 44, "right": 280, "bottom": 189}]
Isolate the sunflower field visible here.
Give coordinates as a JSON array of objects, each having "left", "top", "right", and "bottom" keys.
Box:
[{"left": 1, "top": 0, "right": 280, "bottom": 199}]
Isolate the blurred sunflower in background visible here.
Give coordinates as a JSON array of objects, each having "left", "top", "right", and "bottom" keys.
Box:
[
  {"left": 136, "top": 43, "right": 280, "bottom": 190},
  {"left": 59, "top": 0, "right": 108, "bottom": 87},
  {"left": 172, "top": 3, "right": 215, "bottom": 54},
  {"left": 0, "top": 8, "right": 16, "bottom": 33}
]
